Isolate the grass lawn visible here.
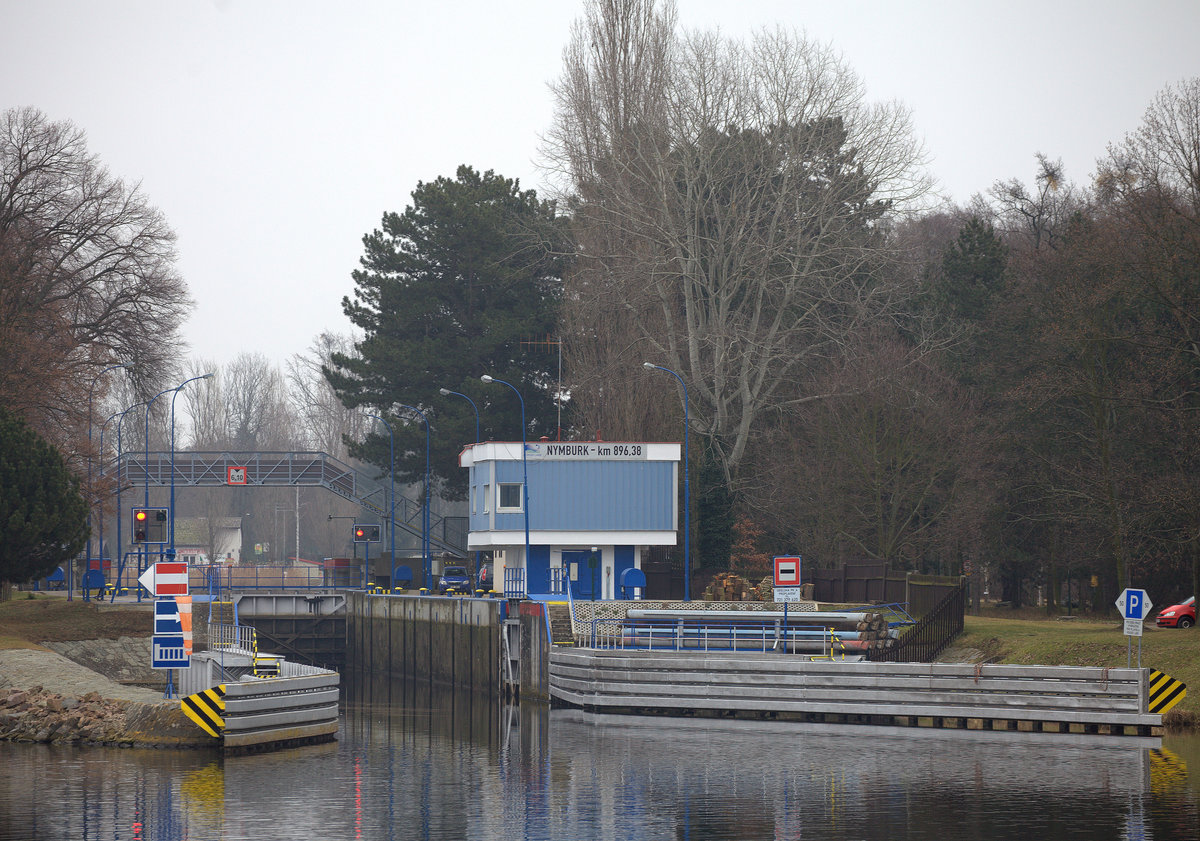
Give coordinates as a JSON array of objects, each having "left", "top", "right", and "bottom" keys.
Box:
[{"left": 956, "top": 608, "right": 1198, "bottom": 720}]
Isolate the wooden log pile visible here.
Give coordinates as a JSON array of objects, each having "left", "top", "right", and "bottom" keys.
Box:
[{"left": 703, "top": 573, "right": 755, "bottom": 601}]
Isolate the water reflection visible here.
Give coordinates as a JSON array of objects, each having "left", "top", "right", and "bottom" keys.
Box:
[{"left": 0, "top": 673, "right": 1196, "bottom": 840}]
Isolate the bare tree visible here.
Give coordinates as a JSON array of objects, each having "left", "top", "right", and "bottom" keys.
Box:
[
  {"left": 988, "top": 153, "right": 1081, "bottom": 256},
  {"left": 745, "top": 331, "right": 980, "bottom": 570},
  {"left": 223, "top": 352, "right": 296, "bottom": 451},
  {"left": 0, "top": 107, "right": 190, "bottom": 459},
  {"left": 180, "top": 358, "right": 227, "bottom": 450},
  {"left": 546, "top": 1, "right": 932, "bottom": 485},
  {"left": 286, "top": 332, "right": 369, "bottom": 459}
]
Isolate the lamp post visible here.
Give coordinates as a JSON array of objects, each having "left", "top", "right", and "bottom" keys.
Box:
[
  {"left": 644, "top": 362, "right": 691, "bottom": 602},
  {"left": 144, "top": 386, "right": 179, "bottom": 508},
  {"left": 395, "top": 405, "right": 431, "bottom": 589},
  {"left": 141, "top": 385, "right": 179, "bottom": 595},
  {"left": 480, "top": 375, "right": 528, "bottom": 595},
  {"left": 168, "top": 374, "right": 213, "bottom": 555},
  {"left": 113, "top": 401, "right": 148, "bottom": 602},
  {"left": 81, "top": 362, "right": 131, "bottom": 601},
  {"left": 438, "top": 388, "right": 479, "bottom": 443},
  {"left": 365, "top": 413, "right": 396, "bottom": 589},
  {"left": 93, "top": 410, "right": 123, "bottom": 601},
  {"left": 439, "top": 387, "right": 481, "bottom": 578}
]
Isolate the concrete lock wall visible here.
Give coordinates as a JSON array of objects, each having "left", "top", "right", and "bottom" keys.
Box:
[
  {"left": 346, "top": 592, "right": 503, "bottom": 696},
  {"left": 518, "top": 601, "right": 552, "bottom": 702}
]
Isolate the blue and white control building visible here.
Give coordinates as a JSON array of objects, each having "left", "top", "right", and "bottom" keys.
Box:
[{"left": 460, "top": 440, "right": 681, "bottom": 599}]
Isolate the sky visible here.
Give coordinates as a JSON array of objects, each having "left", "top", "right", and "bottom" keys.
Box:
[{"left": 4, "top": 0, "right": 1199, "bottom": 371}]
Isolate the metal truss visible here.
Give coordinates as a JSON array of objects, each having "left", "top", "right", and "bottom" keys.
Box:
[{"left": 119, "top": 451, "right": 465, "bottom": 557}]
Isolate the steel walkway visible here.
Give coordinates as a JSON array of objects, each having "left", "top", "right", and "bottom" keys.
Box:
[{"left": 119, "top": 450, "right": 465, "bottom": 557}]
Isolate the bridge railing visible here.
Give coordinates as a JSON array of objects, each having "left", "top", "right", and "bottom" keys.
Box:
[{"left": 192, "top": 563, "right": 331, "bottom": 593}]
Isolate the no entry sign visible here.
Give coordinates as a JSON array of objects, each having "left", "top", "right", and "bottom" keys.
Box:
[{"left": 774, "top": 556, "right": 802, "bottom": 586}]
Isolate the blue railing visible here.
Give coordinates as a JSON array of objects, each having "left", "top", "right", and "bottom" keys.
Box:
[
  {"left": 503, "top": 566, "right": 526, "bottom": 598},
  {"left": 586, "top": 618, "right": 851, "bottom": 657}
]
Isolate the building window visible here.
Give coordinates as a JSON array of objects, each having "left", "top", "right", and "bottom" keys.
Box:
[
  {"left": 483, "top": 484, "right": 490, "bottom": 514},
  {"left": 498, "top": 483, "right": 523, "bottom": 512}
]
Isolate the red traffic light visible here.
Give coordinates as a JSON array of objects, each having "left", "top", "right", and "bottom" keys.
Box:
[
  {"left": 355, "top": 527, "right": 366, "bottom": 539},
  {"left": 135, "top": 509, "right": 148, "bottom": 522}
]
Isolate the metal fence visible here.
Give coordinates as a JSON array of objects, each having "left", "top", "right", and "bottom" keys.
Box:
[
  {"left": 868, "top": 580, "right": 967, "bottom": 662},
  {"left": 582, "top": 618, "right": 853, "bottom": 658}
]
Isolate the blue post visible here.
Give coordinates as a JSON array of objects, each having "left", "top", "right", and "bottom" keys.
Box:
[
  {"left": 365, "top": 413, "right": 396, "bottom": 588},
  {"left": 439, "top": 387, "right": 481, "bottom": 578},
  {"left": 113, "top": 401, "right": 148, "bottom": 603},
  {"left": 644, "top": 363, "right": 691, "bottom": 602},
  {"left": 94, "top": 410, "right": 123, "bottom": 602},
  {"left": 395, "top": 405, "right": 431, "bottom": 589},
  {"left": 82, "top": 362, "right": 131, "bottom": 601},
  {"left": 480, "top": 376, "right": 528, "bottom": 595},
  {"left": 168, "top": 374, "right": 213, "bottom": 556}
]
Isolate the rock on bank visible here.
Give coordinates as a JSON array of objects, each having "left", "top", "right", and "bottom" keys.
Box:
[{"left": 0, "top": 648, "right": 209, "bottom": 748}]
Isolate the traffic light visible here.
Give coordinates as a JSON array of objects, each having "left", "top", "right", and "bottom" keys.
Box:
[
  {"left": 353, "top": 523, "right": 381, "bottom": 543},
  {"left": 132, "top": 508, "right": 168, "bottom": 544}
]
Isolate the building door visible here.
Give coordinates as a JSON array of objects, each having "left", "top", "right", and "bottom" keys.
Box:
[{"left": 564, "top": 549, "right": 601, "bottom": 600}]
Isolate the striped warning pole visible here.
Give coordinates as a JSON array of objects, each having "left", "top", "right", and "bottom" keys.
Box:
[{"left": 177, "top": 595, "right": 193, "bottom": 655}]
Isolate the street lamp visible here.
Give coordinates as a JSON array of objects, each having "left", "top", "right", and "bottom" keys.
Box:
[
  {"left": 93, "top": 410, "right": 123, "bottom": 601},
  {"left": 81, "top": 362, "right": 131, "bottom": 600},
  {"left": 395, "top": 405, "right": 431, "bottom": 589},
  {"left": 142, "top": 384, "right": 181, "bottom": 593},
  {"left": 644, "top": 362, "right": 691, "bottom": 602},
  {"left": 480, "top": 375, "right": 528, "bottom": 595},
  {"left": 168, "top": 374, "right": 213, "bottom": 555},
  {"left": 438, "top": 388, "right": 480, "bottom": 443},
  {"left": 365, "top": 413, "right": 396, "bottom": 590},
  {"left": 439, "top": 387, "right": 481, "bottom": 578},
  {"left": 113, "top": 401, "right": 148, "bottom": 601}
]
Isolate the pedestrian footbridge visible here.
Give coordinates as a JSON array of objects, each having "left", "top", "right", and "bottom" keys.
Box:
[{"left": 120, "top": 450, "right": 465, "bottom": 556}]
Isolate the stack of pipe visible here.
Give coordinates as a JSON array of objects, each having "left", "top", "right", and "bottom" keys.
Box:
[{"left": 621, "top": 608, "right": 898, "bottom": 654}]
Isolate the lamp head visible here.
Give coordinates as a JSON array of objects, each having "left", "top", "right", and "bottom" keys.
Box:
[
  {"left": 480, "top": 375, "right": 494, "bottom": 384},
  {"left": 438, "top": 388, "right": 451, "bottom": 396},
  {"left": 643, "top": 362, "right": 656, "bottom": 370}
]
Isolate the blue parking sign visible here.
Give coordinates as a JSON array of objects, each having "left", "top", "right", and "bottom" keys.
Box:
[
  {"left": 1127, "top": 590, "right": 1145, "bottom": 619},
  {"left": 1115, "top": 588, "right": 1152, "bottom": 621}
]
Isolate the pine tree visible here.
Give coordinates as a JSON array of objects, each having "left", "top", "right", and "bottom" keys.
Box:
[
  {"left": 326, "top": 166, "right": 570, "bottom": 497},
  {"left": 0, "top": 406, "right": 88, "bottom": 596}
]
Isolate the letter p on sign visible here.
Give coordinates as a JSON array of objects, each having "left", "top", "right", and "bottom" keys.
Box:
[{"left": 774, "top": 556, "right": 801, "bottom": 587}]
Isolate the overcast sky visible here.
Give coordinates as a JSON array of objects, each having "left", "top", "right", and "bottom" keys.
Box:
[{"left": 5, "top": 0, "right": 1199, "bottom": 371}]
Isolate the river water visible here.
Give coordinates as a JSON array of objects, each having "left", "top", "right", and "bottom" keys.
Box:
[{"left": 1, "top": 671, "right": 1198, "bottom": 840}]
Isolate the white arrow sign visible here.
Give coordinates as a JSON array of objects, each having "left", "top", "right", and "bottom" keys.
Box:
[{"left": 138, "top": 562, "right": 189, "bottom": 597}]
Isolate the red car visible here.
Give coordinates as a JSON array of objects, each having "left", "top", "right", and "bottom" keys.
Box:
[{"left": 1155, "top": 596, "right": 1195, "bottom": 628}]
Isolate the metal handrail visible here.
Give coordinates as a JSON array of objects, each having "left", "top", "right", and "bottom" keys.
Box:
[
  {"left": 209, "top": 622, "right": 257, "bottom": 654},
  {"left": 583, "top": 618, "right": 854, "bottom": 657}
]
